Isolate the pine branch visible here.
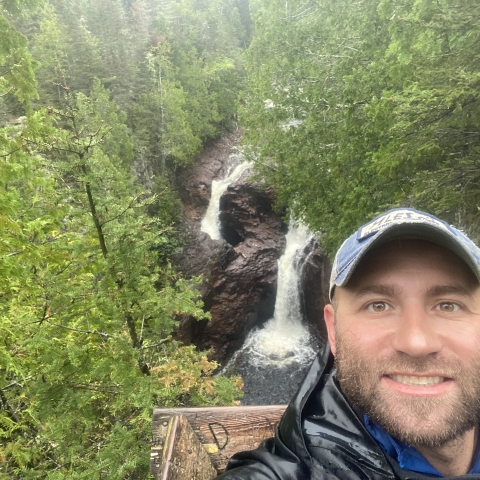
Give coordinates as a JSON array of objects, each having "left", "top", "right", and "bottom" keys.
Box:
[
  {"left": 4, "top": 235, "right": 70, "bottom": 257},
  {"left": 99, "top": 195, "right": 142, "bottom": 227},
  {"left": 0, "top": 66, "right": 13, "bottom": 77},
  {"left": 70, "top": 384, "right": 120, "bottom": 395},
  {"left": 140, "top": 338, "right": 170, "bottom": 350},
  {"left": 0, "top": 87, "right": 13, "bottom": 97},
  {"left": 0, "top": 389, "right": 21, "bottom": 423},
  {"left": 44, "top": 319, "right": 114, "bottom": 339},
  {"left": 0, "top": 375, "right": 35, "bottom": 391},
  {"left": 1, "top": 147, "right": 21, "bottom": 159}
]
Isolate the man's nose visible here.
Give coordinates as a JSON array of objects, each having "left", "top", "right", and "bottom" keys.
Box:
[{"left": 391, "top": 303, "right": 443, "bottom": 357}]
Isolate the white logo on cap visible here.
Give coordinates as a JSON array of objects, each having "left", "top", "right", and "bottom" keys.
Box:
[{"left": 358, "top": 209, "right": 450, "bottom": 240}]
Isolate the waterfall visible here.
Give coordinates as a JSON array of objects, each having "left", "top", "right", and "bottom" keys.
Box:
[
  {"left": 200, "top": 151, "right": 318, "bottom": 400},
  {"left": 201, "top": 154, "right": 252, "bottom": 240},
  {"left": 243, "top": 223, "right": 317, "bottom": 366},
  {"left": 227, "top": 223, "right": 317, "bottom": 369}
]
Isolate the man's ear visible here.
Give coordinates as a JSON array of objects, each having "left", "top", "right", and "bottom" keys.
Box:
[{"left": 324, "top": 304, "right": 337, "bottom": 356}]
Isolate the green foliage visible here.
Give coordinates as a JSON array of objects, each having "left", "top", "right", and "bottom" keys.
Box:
[
  {"left": 244, "top": 0, "right": 480, "bottom": 253},
  {"left": 1, "top": 80, "right": 243, "bottom": 477},
  {"left": 127, "top": 0, "right": 245, "bottom": 174},
  {"left": 76, "top": 0, "right": 134, "bottom": 106},
  {"left": 0, "top": 5, "right": 40, "bottom": 109},
  {"left": 2, "top": 0, "right": 43, "bottom": 16},
  {"left": 33, "top": 1, "right": 104, "bottom": 106},
  {"left": 1, "top": 1, "right": 247, "bottom": 475}
]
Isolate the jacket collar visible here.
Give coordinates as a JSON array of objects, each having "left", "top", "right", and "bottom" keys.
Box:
[{"left": 277, "top": 343, "right": 396, "bottom": 477}]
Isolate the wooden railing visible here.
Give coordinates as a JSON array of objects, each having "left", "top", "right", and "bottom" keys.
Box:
[{"left": 151, "top": 405, "right": 287, "bottom": 479}]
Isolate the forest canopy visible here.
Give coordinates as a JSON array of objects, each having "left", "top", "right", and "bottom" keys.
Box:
[
  {"left": 0, "top": 0, "right": 248, "bottom": 477},
  {"left": 243, "top": 0, "right": 480, "bottom": 254}
]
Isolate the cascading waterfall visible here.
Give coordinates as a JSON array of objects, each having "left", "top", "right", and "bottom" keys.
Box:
[
  {"left": 201, "top": 153, "right": 252, "bottom": 240},
  {"left": 233, "top": 223, "right": 317, "bottom": 367},
  {"left": 200, "top": 153, "right": 318, "bottom": 403}
]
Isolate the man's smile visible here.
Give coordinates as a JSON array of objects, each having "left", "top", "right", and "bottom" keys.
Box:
[
  {"left": 382, "top": 373, "right": 455, "bottom": 396},
  {"left": 387, "top": 374, "right": 447, "bottom": 386}
]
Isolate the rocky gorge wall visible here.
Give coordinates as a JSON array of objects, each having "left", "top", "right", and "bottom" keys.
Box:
[{"left": 174, "top": 132, "right": 331, "bottom": 362}]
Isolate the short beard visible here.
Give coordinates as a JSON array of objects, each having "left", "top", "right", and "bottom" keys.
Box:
[{"left": 335, "top": 335, "right": 480, "bottom": 449}]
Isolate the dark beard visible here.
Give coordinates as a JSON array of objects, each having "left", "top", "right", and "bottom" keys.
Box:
[{"left": 335, "top": 335, "right": 480, "bottom": 449}]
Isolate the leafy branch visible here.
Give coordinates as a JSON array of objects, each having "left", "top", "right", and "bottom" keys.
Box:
[
  {"left": 0, "top": 146, "right": 21, "bottom": 159},
  {"left": 0, "top": 389, "right": 20, "bottom": 423},
  {"left": 44, "top": 319, "right": 114, "bottom": 340},
  {"left": 0, "top": 65, "right": 13, "bottom": 77}
]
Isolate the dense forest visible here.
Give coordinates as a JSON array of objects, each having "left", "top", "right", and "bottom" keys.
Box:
[
  {"left": 243, "top": 0, "right": 480, "bottom": 254},
  {"left": 1, "top": 0, "right": 248, "bottom": 477},
  {"left": 2, "top": 0, "right": 480, "bottom": 477}
]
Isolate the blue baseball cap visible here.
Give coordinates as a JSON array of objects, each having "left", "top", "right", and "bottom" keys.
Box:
[{"left": 329, "top": 208, "right": 480, "bottom": 300}]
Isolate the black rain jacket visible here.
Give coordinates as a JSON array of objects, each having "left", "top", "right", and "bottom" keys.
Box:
[{"left": 218, "top": 343, "right": 480, "bottom": 480}]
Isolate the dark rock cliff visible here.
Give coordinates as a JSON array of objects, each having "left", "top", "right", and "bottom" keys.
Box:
[
  {"left": 300, "top": 239, "right": 331, "bottom": 342},
  {"left": 174, "top": 132, "right": 330, "bottom": 362}
]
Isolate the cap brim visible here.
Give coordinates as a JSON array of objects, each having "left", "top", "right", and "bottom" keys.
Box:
[{"left": 332, "top": 223, "right": 480, "bottom": 294}]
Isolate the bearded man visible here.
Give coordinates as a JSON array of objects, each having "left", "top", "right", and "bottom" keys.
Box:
[{"left": 217, "top": 208, "right": 480, "bottom": 479}]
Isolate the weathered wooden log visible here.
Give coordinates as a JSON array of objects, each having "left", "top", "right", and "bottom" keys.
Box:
[{"left": 151, "top": 405, "right": 287, "bottom": 479}]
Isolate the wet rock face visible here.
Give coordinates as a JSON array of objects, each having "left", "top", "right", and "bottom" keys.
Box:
[
  {"left": 176, "top": 172, "right": 286, "bottom": 359},
  {"left": 219, "top": 181, "right": 286, "bottom": 247},
  {"left": 174, "top": 132, "right": 331, "bottom": 362},
  {"left": 300, "top": 241, "right": 332, "bottom": 342},
  {"left": 206, "top": 178, "right": 287, "bottom": 359}
]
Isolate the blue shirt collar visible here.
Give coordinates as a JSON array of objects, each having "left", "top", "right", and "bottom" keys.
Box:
[{"left": 364, "top": 415, "right": 480, "bottom": 477}]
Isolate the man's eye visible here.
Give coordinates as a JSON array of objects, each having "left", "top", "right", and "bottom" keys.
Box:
[
  {"left": 436, "top": 302, "right": 460, "bottom": 313},
  {"left": 367, "top": 302, "right": 390, "bottom": 313}
]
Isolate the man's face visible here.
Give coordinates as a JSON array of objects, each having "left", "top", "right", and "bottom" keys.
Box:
[{"left": 324, "top": 240, "right": 480, "bottom": 448}]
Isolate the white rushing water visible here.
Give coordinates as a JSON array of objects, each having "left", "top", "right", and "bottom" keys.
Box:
[
  {"left": 201, "top": 154, "right": 252, "bottom": 240},
  {"left": 200, "top": 152, "right": 316, "bottom": 369},
  {"left": 230, "top": 223, "right": 317, "bottom": 368}
]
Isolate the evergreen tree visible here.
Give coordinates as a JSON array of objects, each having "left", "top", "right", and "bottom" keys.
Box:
[
  {"left": 243, "top": 0, "right": 480, "bottom": 253},
  {"left": 1, "top": 1, "right": 246, "bottom": 475},
  {"left": 0, "top": 0, "right": 42, "bottom": 119},
  {"left": 128, "top": 0, "right": 244, "bottom": 176},
  {"left": 130, "top": 42, "right": 202, "bottom": 174},
  {"left": 34, "top": 0, "right": 104, "bottom": 104},
  {"left": 129, "top": 0, "right": 152, "bottom": 62},
  {"left": 78, "top": 0, "right": 135, "bottom": 107},
  {"left": 1, "top": 76, "right": 242, "bottom": 477}
]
